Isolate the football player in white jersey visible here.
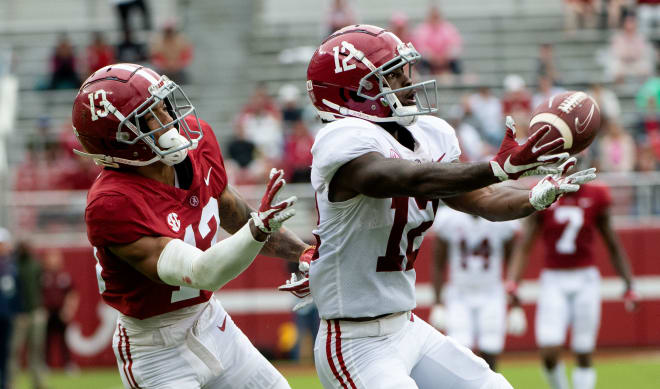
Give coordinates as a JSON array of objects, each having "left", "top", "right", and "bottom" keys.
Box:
[
  {"left": 429, "top": 207, "right": 522, "bottom": 371},
  {"left": 279, "top": 25, "right": 597, "bottom": 389}
]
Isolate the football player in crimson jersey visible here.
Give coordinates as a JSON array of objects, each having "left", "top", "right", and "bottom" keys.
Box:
[
  {"left": 278, "top": 24, "right": 596, "bottom": 389},
  {"left": 72, "top": 63, "right": 314, "bottom": 389},
  {"left": 506, "top": 182, "right": 637, "bottom": 389}
]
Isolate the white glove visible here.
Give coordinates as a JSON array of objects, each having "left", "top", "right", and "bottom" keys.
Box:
[
  {"left": 278, "top": 265, "right": 314, "bottom": 311},
  {"left": 507, "top": 306, "right": 527, "bottom": 336},
  {"left": 281, "top": 273, "right": 313, "bottom": 311},
  {"left": 429, "top": 304, "right": 447, "bottom": 330},
  {"left": 529, "top": 158, "right": 597, "bottom": 211},
  {"left": 251, "top": 168, "right": 297, "bottom": 234}
]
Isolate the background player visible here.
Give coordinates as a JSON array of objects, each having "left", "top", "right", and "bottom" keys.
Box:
[
  {"left": 429, "top": 206, "right": 522, "bottom": 371},
  {"left": 72, "top": 63, "right": 313, "bottom": 389},
  {"left": 506, "top": 180, "right": 638, "bottom": 389},
  {"left": 282, "top": 24, "right": 597, "bottom": 389}
]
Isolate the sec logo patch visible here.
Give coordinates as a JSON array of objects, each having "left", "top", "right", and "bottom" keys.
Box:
[
  {"left": 167, "top": 212, "right": 181, "bottom": 232},
  {"left": 189, "top": 195, "right": 199, "bottom": 207}
]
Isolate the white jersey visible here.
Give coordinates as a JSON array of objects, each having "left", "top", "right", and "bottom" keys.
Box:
[
  {"left": 309, "top": 116, "right": 461, "bottom": 319},
  {"left": 433, "top": 207, "right": 520, "bottom": 290}
]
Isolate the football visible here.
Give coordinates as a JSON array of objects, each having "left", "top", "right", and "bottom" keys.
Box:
[{"left": 529, "top": 90, "right": 601, "bottom": 155}]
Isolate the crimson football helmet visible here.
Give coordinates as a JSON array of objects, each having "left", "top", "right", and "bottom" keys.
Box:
[
  {"left": 306, "top": 24, "right": 437, "bottom": 125},
  {"left": 71, "top": 63, "right": 202, "bottom": 167}
]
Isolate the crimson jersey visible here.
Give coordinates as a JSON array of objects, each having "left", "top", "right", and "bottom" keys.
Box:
[
  {"left": 537, "top": 183, "right": 611, "bottom": 269},
  {"left": 85, "top": 117, "right": 228, "bottom": 319}
]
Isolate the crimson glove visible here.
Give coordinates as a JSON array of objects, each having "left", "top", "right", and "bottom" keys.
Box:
[
  {"left": 491, "top": 116, "right": 570, "bottom": 181},
  {"left": 251, "top": 168, "right": 297, "bottom": 234}
]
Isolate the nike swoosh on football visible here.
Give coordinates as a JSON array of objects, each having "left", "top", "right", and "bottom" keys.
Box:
[
  {"left": 574, "top": 105, "right": 595, "bottom": 134},
  {"left": 204, "top": 167, "right": 213, "bottom": 186},
  {"left": 503, "top": 156, "right": 544, "bottom": 174},
  {"left": 217, "top": 315, "right": 227, "bottom": 332}
]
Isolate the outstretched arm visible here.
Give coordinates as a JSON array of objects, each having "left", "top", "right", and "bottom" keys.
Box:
[
  {"left": 331, "top": 115, "right": 569, "bottom": 202},
  {"left": 443, "top": 159, "right": 597, "bottom": 222},
  {"left": 333, "top": 152, "right": 500, "bottom": 200},
  {"left": 218, "top": 184, "right": 310, "bottom": 262},
  {"left": 442, "top": 181, "right": 535, "bottom": 222}
]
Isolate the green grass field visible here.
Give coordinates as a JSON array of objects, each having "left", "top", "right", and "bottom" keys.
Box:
[{"left": 14, "top": 357, "right": 660, "bottom": 389}]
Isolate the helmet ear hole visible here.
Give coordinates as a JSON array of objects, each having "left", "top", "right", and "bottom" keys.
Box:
[{"left": 348, "top": 90, "right": 366, "bottom": 103}]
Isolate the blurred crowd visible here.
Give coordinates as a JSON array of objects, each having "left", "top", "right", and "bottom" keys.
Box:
[
  {"left": 13, "top": 1, "right": 660, "bottom": 203},
  {"left": 221, "top": 1, "right": 660, "bottom": 188},
  {"left": 0, "top": 229, "right": 79, "bottom": 389},
  {"left": 43, "top": 1, "right": 193, "bottom": 90},
  {"left": 14, "top": 0, "right": 197, "bottom": 193}
]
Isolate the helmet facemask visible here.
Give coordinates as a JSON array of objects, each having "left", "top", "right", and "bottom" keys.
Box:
[
  {"left": 118, "top": 76, "right": 202, "bottom": 165},
  {"left": 367, "top": 42, "right": 438, "bottom": 125}
]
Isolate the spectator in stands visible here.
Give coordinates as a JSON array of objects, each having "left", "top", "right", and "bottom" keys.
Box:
[
  {"left": 604, "top": 0, "right": 633, "bottom": 29},
  {"left": 225, "top": 134, "right": 254, "bottom": 173},
  {"left": 532, "top": 76, "right": 566, "bottom": 109},
  {"left": 467, "top": 86, "right": 504, "bottom": 147},
  {"left": 278, "top": 84, "right": 304, "bottom": 129},
  {"left": 84, "top": 32, "right": 115, "bottom": 76},
  {"left": 325, "top": 0, "right": 358, "bottom": 37},
  {"left": 596, "top": 120, "right": 637, "bottom": 172},
  {"left": 501, "top": 74, "right": 532, "bottom": 116},
  {"left": 447, "top": 102, "right": 490, "bottom": 162},
  {"left": 14, "top": 118, "right": 58, "bottom": 191},
  {"left": 637, "top": 142, "right": 660, "bottom": 170},
  {"left": 563, "top": 0, "right": 599, "bottom": 35},
  {"left": 41, "top": 249, "right": 78, "bottom": 371},
  {"left": 389, "top": 12, "right": 412, "bottom": 45},
  {"left": 411, "top": 5, "right": 463, "bottom": 76},
  {"left": 47, "top": 33, "right": 81, "bottom": 90},
  {"left": 607, "top": 13, "right": 653, "bottom": 82},
  {"left": 112, "top": 0, "right": 151, "bottom": 33},
  {"left": 226, "top": 124, "right": 256, "bottom": 176},
  {"left": 0, "top": 228, "right": 18, "bottom": 389},
  {"left": 149, "top": 21, "right": 193, "bottom": 84},
  {"left": 116, "top": 29, "right": 148, "bottom": 63},
  {"left": 236, "top": 83, "right": 284, "bottom": 163},
  {"left": 636, "top": 0, "right": 660, "bottom": 36},
  {"left": 8, "top": 241, "right": 47, "bottom": 389},
  {"left": 537, "top": 43, "right": 561, "bottom": 85},
  {"left": 282, "top": 120, "right": 314, "bottom": 183},
  {"left": 588, "top": 81, "right": 622, "bottom": 124}
]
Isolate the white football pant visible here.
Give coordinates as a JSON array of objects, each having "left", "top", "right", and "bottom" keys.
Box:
[
  {"left": 535, "top": 266, "right": 601, "bottom": 353},
  {"left": 445, "top": 285, "right": 506, "bottom": 354},
  {"left": 314, "top": 312, "right": 512, "bottom": 389},
  {"left": 112, "top": 297, "right": 289, "bottom": 389}
]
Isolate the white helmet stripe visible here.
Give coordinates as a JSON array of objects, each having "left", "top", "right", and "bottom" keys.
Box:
[
  {"left": 382, "top": 32, "right": 403, "bottom": 46},
  {"left": 110, "top": 64, "right": 159, "bottom": 85},
  {"left": 136, "top": 69, "right": 159, "bottom": 84},
  {"left": 110, "top": 63, "right": 141, "bottom": 73}
]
